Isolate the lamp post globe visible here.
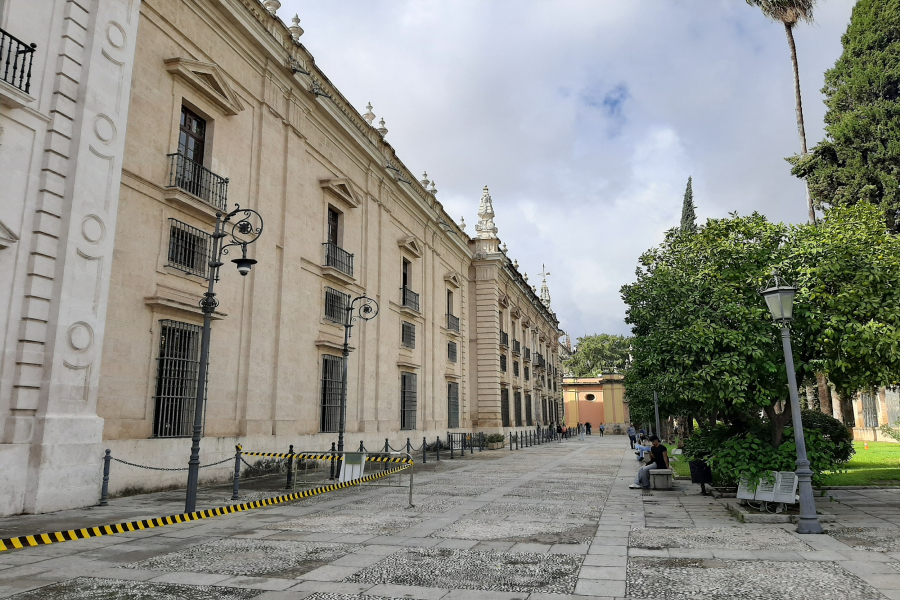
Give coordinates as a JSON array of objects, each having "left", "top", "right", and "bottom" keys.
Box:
[{"left": 759, "top": 271, "right": 823, "bottom": 534}]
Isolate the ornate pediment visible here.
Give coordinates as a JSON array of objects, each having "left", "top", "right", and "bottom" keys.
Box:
[
  {"left": 164, "top": 57, "right": 244, "bottom": 116},
  {"left": 498, "top": 294, "right": 510, "bottom": 308},
  {"left": 0, "top": 219, "right": 19, "bottom": 249},
  {"left": 444, "top": 272, "right": 462, "bottom": 288},
  {"left": 510, "top": 305, "right": 522, "bottom": 320},
  {"left": 398, "top": 236, "right": 423, "bottom": 258},
  {"left": 319, "top": 178, "right": 360, "bottom": 208}
]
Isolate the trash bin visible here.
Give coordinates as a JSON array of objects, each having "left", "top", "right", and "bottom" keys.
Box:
[{"left": 689, "top": 459, "right": 713, "bottom": 495}]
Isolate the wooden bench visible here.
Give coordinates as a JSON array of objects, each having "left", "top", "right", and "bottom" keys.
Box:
[{"left": 649, "top": 469, "right": 674, "bottom": 490}]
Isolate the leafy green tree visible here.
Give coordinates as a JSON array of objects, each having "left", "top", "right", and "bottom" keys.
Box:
[
  {"left": 564, "top": 334, "right": 631, "bottom": 377},
  {"left": 789, "top": 0, "right": 900, "bottom": 231},
  {"left": 746, "top": 0, "right": 818, "bottom": 224},
  {"left": 680, "top": 176, "right": 697, "bottom": 234}
]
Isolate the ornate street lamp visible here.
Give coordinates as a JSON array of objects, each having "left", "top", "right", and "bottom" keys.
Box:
[
  {"left": 185, "top": 205, "right": 263, "bottom": 513},
  {"left": 338, "top": 295, "right": 379, "bottom": 453},
  {"left": 759, "top": 271, "right": 823, "bottom": 534}
]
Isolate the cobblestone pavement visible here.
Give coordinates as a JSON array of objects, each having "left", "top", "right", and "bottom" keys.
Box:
[{"left": 0, "top": 436, "right": 898, "bottom": 599}]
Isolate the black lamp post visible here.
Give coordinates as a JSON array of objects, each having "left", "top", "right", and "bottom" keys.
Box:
[
  {"left": 759, "top": 271, "right": 823, "bottom": 534},
  {"left": 185, "top": 205, "right": 263, "bottom": 513},
  {"left": 337, "top": 295, "right": 379, "bottom": 453}
]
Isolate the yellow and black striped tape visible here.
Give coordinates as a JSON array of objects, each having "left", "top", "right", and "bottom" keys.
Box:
[
  {"left": 0, "top": 463, "right": 410, "bottom": 553},
  {"left": 241, "top": 451, "right": 413, "bottom": 465}
]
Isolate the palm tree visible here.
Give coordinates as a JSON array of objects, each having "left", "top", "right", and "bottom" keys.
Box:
[{"left": 746, "top": 0, "right": 818, "bottom": 225}]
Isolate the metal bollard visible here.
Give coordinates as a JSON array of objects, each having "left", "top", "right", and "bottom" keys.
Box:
[
  {"left": 232, "top": 445, "right": 242, "bottom": 500},
  {"left": 509, "top": 433, "right": 513, "bottom": 451},
  {"left": 285, "top": 444, "right": 294, "bottom": 489},
  {"left": 330, "top": 442, "right": 336, "bottom": 480},
  {"left": 384, "top": 438, "right": 390, "bottom": 471},
  {"left": 470, "top": 434, "right": 474, "bottom": 455},
  {"left": 422, "top": 437, "right": 427, "bottom": 464},
  {"left": 407, "top": 438, "right": 411, "bottom": 455},
  {"left": 450, "top": 433, "right": 455, "bottom": 459},
  {"left": 99, "top": 449, "right": 111, "bottom": 506},
  {"left": 436, "top": 436, "right": 441, "bottom": 461},
  {"left": 516, "top": 433, "right": 519, "bottom": 450}
]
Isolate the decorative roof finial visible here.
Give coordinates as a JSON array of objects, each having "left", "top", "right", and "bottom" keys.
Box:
[
  {"left": 459, "top": 216, "right": 466, "bottom": 231},
  {"left": 420, "top": 172, "right": 430, "bottom": 188},
  {"left": 362, "top": 102, "right": 375, "bottom": 125},
  {"left": 377, "top": 117, "right": 388, "bottom": 137},
  {"left": 289, "top": 15, "right": 304, "bottom": 40},
  {"left": 429, "top": 180, "right": 437, "bottom": 195},
  {"left": 263, "top": 0, "right": 281, "bottom": 15},
  {"left": 539, "top": 264, "right": 551, "bottom": 307},
  {"left": 513, "top": 259, "right": 519, "bottom": 269},
  {"left": 475, "top": 185, "right": 498, "bottom": 240},
  {"left": 501, "top": 242, "right": 508, "bottom": 254}
]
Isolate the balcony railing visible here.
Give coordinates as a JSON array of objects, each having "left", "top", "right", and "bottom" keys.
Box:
[
  {"left": 400, "top": 287, "right": 420, "bottom": 312},
  {"left": 500, "top": 330, "right": 509, "bottom": 347},
  {"left": 1, "top": 28, "right": 36, "bottom": 94},
  {"left": 512, "top": 339, "right": 521, "bottom": 354},
  {"left": 447, "top": 313, "right": 460, "bottom": 333},
  {"left": 323, "top": 242, "right": 354, "bottom": 277},
  {"left": 166, "top": 153, "right": 228, "bottom": 210}
]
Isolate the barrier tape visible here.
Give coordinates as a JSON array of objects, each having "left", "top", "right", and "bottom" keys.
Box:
[
  {"left": 0, "top": 463, "right": 410, "bottom": 553},
  {"left": 241, "top": 451, "right": 413, "bottom": 465}
]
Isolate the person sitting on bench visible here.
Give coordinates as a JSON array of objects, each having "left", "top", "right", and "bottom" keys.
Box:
[{"left": 629, "top": 436, "right": 669, "bottom": 490}]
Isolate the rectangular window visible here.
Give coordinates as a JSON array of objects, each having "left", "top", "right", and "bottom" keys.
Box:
[
  {"left": 401, "top": 372, "right": 417, "bottom": 430},
  {"left": 448, "top": 341, "right": 458, "bottom": 363},
  {"left": 166, "top": 219, "right": 211, "bottom": 278},
  {"left": 179, "top": 105, "right": 206, "bottom": 164},
  {"left": 862, "top": 391, "right": 879, "bottom": 428},
  {"left": 525, "top": 366, "right": 530, "bottom": 381},
  {"left": 447, "top": 289, "right": 453, "bottom": 315},
  {"left": 448, "top": 382, "right": 460, "bottom": 429},
  {"left": 324, "top": 287, "right": 350, "bottom": 324},
  {"left": 526, "top": 394, "right": 533, "bottom": 426},
  {"left": 327, "top": 207, "right": 340, "bottom": 246},
  {"left": 153, "top": 320, "right": 205, "bottom": 438},
  {"left": 542, "top": 398, "right": 548, "bottom": 423},
  {"left": 320, "top": 354, "right": 342, "bottom": 432},
  {"left": 501, "top": 388, "right": 510, "bottom": 428},
  {"left": 514, "top": 391, "right": 523, "bottom": 427},
  {"left": 401, "top": 321, "right": 416, "bottom": 349},
  {"left": 513, "top": 361, "right": 519, "bottom": 377},
  {"left": 402, "top": 258, "right": 411, "bottom": 289},
  {"left": 500, "top": 353, "right": 507, "bottom": 373}
]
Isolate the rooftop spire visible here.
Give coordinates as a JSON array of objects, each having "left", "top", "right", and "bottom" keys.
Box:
[
  {"left": 475, "top": 186, "right": 498, "bottom": 240},
  {"left": 539, "top": 264, "right": 551, "bottom": 307}
]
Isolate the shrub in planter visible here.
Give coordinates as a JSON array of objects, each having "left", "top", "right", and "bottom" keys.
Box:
[{"left": 486, "top": 433, "right": 506, "bottom": 444}]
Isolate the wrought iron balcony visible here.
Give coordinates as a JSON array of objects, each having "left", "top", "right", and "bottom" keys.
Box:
[
  {"left": 400, "top": 287, "right": 420, "bottom": 312},
  {"left": 500, "top": 330, "right": 509, "bottom": 347},
  {"left": 512, "top": 339, "right": 521, "bottom": 354},
  {"left": 1, "top": 28, "right": 36, "bottom": 94},
  {"left": 447, "top": 313, "right": 460, "bottom": 333},
  {"left": 323, "top": 242, "right": 354, "bottom": 277},
  {"left": 166, "top": 153, "right": 228, "bottom": 210}
]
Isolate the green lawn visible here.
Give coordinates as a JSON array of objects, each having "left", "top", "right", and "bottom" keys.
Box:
[
  {"left": 821, "top": 441, "right": 900, "bottom": 486},
  {"left": 670, "top": 456, "right": 691, "bottom": 478}
]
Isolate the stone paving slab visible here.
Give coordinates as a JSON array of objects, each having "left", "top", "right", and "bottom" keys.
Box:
[
  {"left": 5, "top": 576, "right": 260, "bottom": 599},
  {"left": 629, "top": 526, "right": 813, "bottom": 551}
]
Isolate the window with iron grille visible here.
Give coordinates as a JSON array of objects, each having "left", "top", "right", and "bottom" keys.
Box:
[
  {"left": 501, "top": 388, "right": 510, "bottom": 427},
  {"left": 542, "top": 398, "right": 548, "bottom": 423},
  {"left": 401, "top": 372, "right": 417, "bottom": 430},
  {"left": 525, "top": 366, "right": 530, "bottom": 381},
  {"left": 448, "top": 341, "right": 458, "bottom": 363},
  {"left": 324, "top": 287, "right": 350, "bottom": 324},
  {"left": 525, "top": 393, "right": 533, "bottom": 426},
  {"left": 513, "top": 361, "right": 519, "bottom": 377},
  {"left": 448, "top": 382, "right": 460, "bottom": 429},
  {"left": 500, "top": 353, "right": 507, "bottom": 373},
  {"left": 862, "top": 391, "right": 879, "bottom": 428},
  {"left": 320, "top": 354, "right": 342, "bottom": 432},
  {"left": 166, "top": 219, "right": 211, "bottom": 278},
  {"left": 401, "top": 321, "right": 416, "bottom": 349},
  {"left": 153, "top": 320, "right": 205, "bottom": 438},
  {"left": 514, "top": 391, "right": 523, "bottom": 427}
]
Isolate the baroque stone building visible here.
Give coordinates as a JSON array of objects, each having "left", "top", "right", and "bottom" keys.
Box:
[{"left": 0, "top": 0, "right": 563, "bottom": 514}]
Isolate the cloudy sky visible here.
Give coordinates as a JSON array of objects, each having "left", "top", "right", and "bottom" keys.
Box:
[{"left": 279, "top": 0, "right": 856, "bottom": 339}]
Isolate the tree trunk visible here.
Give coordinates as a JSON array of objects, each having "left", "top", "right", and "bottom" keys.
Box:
[
  {"left": 830, "top": 386, "right": 844, "bottom": 423},
  {"left": 816, "top": 372, "right": 831, "bottom": 413},
  {"left": 765, "top": 402, "right": 792, "bottom": 449},
  {"left": 783, "top": 22, "right": 816, "bottom": 225},
  {"left": 805, "top": 384, "right": 817, "bottom": 411}
]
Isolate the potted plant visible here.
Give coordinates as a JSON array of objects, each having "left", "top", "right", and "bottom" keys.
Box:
[{"left": 486, "top": 433, "right": 506, "bottom": 450}]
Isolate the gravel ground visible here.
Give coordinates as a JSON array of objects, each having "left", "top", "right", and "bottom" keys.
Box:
[
  {"left": 827, "top": 526, "right": 900, "bottom": 552},
  {"left": 6, "top": 577, "right": 259, "bottom": 599},
  {"left": 432, "top": 518, "right": 588, "bottom": 542},
  {"left": 266, "top": 512, "right": 421, "bottom": 534},
  {"left": 627, "top": 557, "right": 882, "bottom": 600},
  {"left": 345, "top": 547, "right": 582, "bottom": 593},
  {"left": 343, "top": 494, "right": 470, "bottom": 513},
  {"left": 123, "top": 539, "right": 360, "bottom": 578},
  {"left": 470, "top": 501, "right": 600, "bottom": 520},
  {"left": 630, "top": 527, "right": 813, "bottom": 551},
  {"left": 396, "top": 485, "right": 485, "bottom": 497}
]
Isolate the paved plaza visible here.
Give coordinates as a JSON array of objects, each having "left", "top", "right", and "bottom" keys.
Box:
[{"left": 0, "top": 436, "right": 899, "bottom": 599}]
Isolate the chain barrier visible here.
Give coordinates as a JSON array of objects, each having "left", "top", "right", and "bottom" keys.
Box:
[{"left": 109, "top": 456, "right": 233, "bottom": 472}]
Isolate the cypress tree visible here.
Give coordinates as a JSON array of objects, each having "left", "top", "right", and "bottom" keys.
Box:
[
  {"left": 789, "top": 0, "right": 900, "bottom": 230},
  {"left": 680, "top": 176, "right": 696, "bottom": 234}
]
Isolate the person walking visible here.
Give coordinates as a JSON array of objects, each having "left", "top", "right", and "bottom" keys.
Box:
[
  {"left": 627, "top": 424, "right": 636, "bottom": 449},
  {"left": 561, "top": 423, "right": 568, "bottom": 439},
  {"left": 599, "top": 424, "right": 605, "bottom": 437},
  {"left": 556, "top": 423, "right": 562, "bottom": 442},
  {"left": 585, "top": 422, "right": 592, "bottom": 436},
  {"left": 578, "top": 422, "right": 585, "bottom": 441}
]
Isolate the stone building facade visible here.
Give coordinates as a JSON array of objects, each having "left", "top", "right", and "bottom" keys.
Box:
[
  {"left": 0, "top": 0, "right": 563, "bottom": 514},
  {"left": 561, "top": 374, "right": 629, "bottom": 434}
]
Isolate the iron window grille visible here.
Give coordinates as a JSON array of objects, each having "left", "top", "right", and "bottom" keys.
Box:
[
  {"left": 513, "top": 361, "right": 519, "bottom": 377},
  {"left": 320, "top": 354, "right": 342, "bottom": 432},
  {"left": 542, "top": 398, "right": 548, "bottom": 423},
  {"left": 501, "top": 388, "right": 511, "bottom": 428},
  {"left": 448, "top": 382, "right": 460, "bottom": 429},
  {"left": 526, "top": 394, "right": 533, "bottom": 426},
  {"left": 525, "top": 348, "right": 531, "bottom": 361},
  {"left": 0, "top": 28, "right": 36, "bottom": 94},
  {"left": 512, "top": 339, "right": 521, "bottom": 354},
  {"left": 862, "top": 391, "right": 879, "bottom": 428},
  {"left": 514, "top": 391, "right": 523, "bottom": 427},
  {"left": 324, "top": 287, "right": 350, "bottom": 324},
  {"left": 448, "top": 341, "right": 458, "bottom": 363},
  {"left": 400, "top": 287, "right": 420, "bottom": 312},
  {"left": 166, "top": 152, "right": 228, "bottom": 210},
  {"left": 500, "top": 330, "right": 509, "bottom": 347},
  {"left": 401, "top": 372, "right": 418, "bottom": 430},
  {"left": 447, "top": 313, "right": 460, "bottom": 333},
  {"left": 525, "top": 366, "right": 530, "bottom": 381},
  {"left": 323, "top": 242, "right": 354, "bottom": 277},
  {"left": 401, "top": 321, "right": 416, "bottom": 349},
  {"left": 500, "top": 353, "right": 507, "bottom": 373},
  {"left": 153, "top": 320, "right": 206, "bottom": 438},
  {"left": 166, "top": 218, "right": 211, "bottom": 278}
]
